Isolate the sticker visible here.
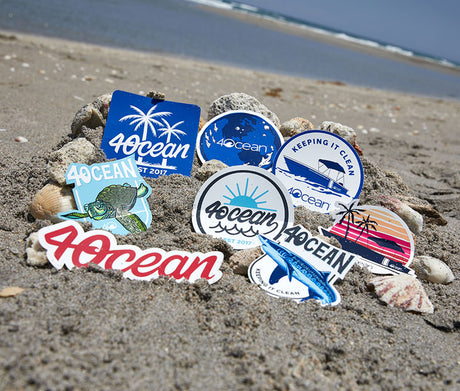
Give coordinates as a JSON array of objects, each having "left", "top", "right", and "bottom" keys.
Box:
[
  {"left": 196, "top": 110, "right": 283, "bottom": 169},
  {"left": 248, "top": 225, "right": 358, "bottom": 306},
  {"left": 58, "top": 156, "right": 152, "bottom": 235},
  {"left": 319, "top": 200, "right": 414, "bottom": 274},
  {"left": 192, "top": 166, "right": 294, "bottom": 249},
  {"left": 101, "top": 90, "right": 201, "bottom": 178},
  {"left": 38, "top": 221, "right": 223, "bottom": 284},
  {"left": 272, "top": 130, "right": 363, "bottom": 214}
]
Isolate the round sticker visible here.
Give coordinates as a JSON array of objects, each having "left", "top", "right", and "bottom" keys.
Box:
[
  {"left": 196, "top": 110, "right": 283, "bottom": 169},
  {"left": 192, "top": 166, "right": 294, "bottom": 249},
  {"left": 272, "top": 130, "right": 363, "bottom": 214}
]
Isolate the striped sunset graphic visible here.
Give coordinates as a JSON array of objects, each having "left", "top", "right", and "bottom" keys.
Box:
[{"left": 330, "top": 204, "right": 414, "bottom": 266}]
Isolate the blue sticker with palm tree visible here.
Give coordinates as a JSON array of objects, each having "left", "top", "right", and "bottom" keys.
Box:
[{"left": 101, "top": 90, "right": 201, "bottom": 178}]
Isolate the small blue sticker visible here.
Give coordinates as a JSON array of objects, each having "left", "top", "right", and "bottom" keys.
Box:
[
  {"left": 197, "top": 110, "right": 283, "bottom": 168},
  {"left": 101, "top": 90, "right": 201, "bottom": 178},
  {"left": 58, "top": 156, "right": 152, "bottom": 235}
]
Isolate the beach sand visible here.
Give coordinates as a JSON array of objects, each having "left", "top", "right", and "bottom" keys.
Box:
[{"left": 0, "top": 32, "right": 459, "bottom": 390}]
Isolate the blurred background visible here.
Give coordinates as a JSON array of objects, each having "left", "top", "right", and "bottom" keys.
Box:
[{"left": 0, "top": 0, "right": 459, "bottom": 99}]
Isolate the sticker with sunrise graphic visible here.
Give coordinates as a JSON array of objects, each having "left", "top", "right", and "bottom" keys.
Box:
[{"left": 318, "top": 199, "right": 415, "bottom": 275}]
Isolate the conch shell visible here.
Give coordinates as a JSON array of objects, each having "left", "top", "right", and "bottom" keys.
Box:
[{"left": 29, "top": 183, "right": 76, "bottom": 222}]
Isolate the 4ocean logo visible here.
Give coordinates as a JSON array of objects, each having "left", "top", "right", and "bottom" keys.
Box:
[
  {"left": 192, "top": 166, "right": 294, "bottom": 250},
  {"left": 272, "top": 130, "right": 363, "bottom": 214},
  {"left": 101, "top": 90, "right": 201, "bottom": 178}
]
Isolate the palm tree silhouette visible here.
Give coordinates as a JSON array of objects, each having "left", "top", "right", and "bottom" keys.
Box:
[
  {"left": 354, "top": 214, "right": 378, "bottom": 243},
  {"left": 119, "top": 105, "right": 171, "bottom": 141},
  {"left": 158, "top": 119, "right": 186, "bottom": 143},
  {"left": 333, "top": 199, "right": 364, "bottom": 240}
]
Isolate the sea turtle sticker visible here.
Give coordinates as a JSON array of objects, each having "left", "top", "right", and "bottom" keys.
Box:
[
  {"left": 59, "top": 156, "right": 152, "bottom": 235},
  {"left": 248, "top": 225, "right": 357, "bottom": 306},
  {"left": 197, "top": 110, "right": 283, "bottom": 169},
  {"left": 272, "top": 130, "right": 363, "bottom": 214},
  {"left": 101, "top": 90, "right": 201, "bottom": 178},
  {"left": 192, "top": 166, "right": 294, "bottom": 249},
  {"left": 319, "top": 200, "right": 415, "bottom": 274}
]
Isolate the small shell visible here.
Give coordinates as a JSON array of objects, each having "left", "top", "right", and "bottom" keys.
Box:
[
  {"left": 195, "top": 159, "right": 228, "bottom": 181},
  {"left": 369, "top": 274, "right": 434, "bottom": 314},
  {"left": 25, "top": 232, "right": 49, "bottom": 266},
  {"left": 29, "top": 183, "right": 76, "bottom": 222},
  {"left": 379, "top": 195, "right": 423, "bottom": 235},
  {"left": 229, "top": 246, "right": 263, "bottom": 275},
  {"left": 279, "top": 117, "right": 314, "bottom": 138},
  {"left": 411, "top": 256, "right": 455, "bottom": 284}
]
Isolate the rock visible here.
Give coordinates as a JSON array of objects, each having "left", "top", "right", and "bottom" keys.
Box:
[
  {"left": 29, "top": 183, "right": 76, "bottom": 222},
  {"left": 411, "top": 256, "right": 455, "bottom": 284},
  {"left": 321, "top": 121, "right": 363, "bottom": 155},
  {"left": 25, "top": 232, "right": 48, "bottom": 266},
  {"left": 195, "top": 160, "right": 228, "bottom": 181},
  {"left": 71, "top": 93, "right": 112, "bottom": 136},
  {"left": 48, "top": 138, "right": 100, "bottom": 185},
  {"left": 145, "top": 90, "right": 166, "bottom": 101},
  {"left": 229, "top": 246, "right": 263, "bottom": 275},
  {"left": 279, "top": 117, "right": 314, "bottom": 138},
  {"left": 207, "top": 92, "right": 280, "bottom": 128},
  {"left": 378, "top": 195, "right": 423, "bottom": 235}
]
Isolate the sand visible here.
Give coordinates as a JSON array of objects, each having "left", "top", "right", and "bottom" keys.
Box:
[{"left": 0, "top": 32, "right": 459, "bottom": 390}]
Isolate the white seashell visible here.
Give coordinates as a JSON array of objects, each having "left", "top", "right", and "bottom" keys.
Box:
[
  {"left": 25, "top": 232, "right": 49, "bottom": 266},
  {"left": 29, "top": 183, "right": 76, "bottom": 222},
  {"left": 369, "top": 274, "right": 434, "bottom": 314},
  {"left": 195, "top": 159, "right": 228, "bottom": 181},
  {"left": 48, "top": 138, "right": 99, "bottom": 185},
  {"left": 379, "top": 195, "right": 423, "bottom": 234},
  {"left": 411, "top": 256, "right": 455, "bottom": 284},
  {"left": 279, "top": 117, "right": 314, "bottom": 138},
  {"left": 229, "top": 246, "right": 263, "bottom": 275}
]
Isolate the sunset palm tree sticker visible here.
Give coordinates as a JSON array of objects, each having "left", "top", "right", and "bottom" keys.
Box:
[
  {"left": 333, "top": 199, "right": 364, "bottom": 239},
  {"left": 119, "top": 104, "right": 172, "bottom": 141}
]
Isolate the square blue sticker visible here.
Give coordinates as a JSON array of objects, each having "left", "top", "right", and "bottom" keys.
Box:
[
  {"left": 101, "top": 90, "right": 201, "bottom": 178},
  {"left": 58, "top": 156, "right": 152, "bottom": 236}
]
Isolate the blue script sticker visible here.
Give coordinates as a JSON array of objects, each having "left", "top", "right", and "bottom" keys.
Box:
[
  {"left": 101, "top": 90, "right": 201, "bottom": 178},
  {"left": 248, "top": 225, "right": 358, "bottom": 306},
  {"left": 58, "top": 156, "right": 152, "bottom": 235},
  {"left": 192, "top": 166, "right": 294, "bottom": 250},
  {"left": 197, "top": 110, "right": 283, "bottom": 168},
  {"left": 272, "top": 130, "right": 363, "bottom": 214}
]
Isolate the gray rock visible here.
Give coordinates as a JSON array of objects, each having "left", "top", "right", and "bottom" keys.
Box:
[
  {"left": 207, "top": 92, "right": 280, "bottom": 128},
  {"left": 195, "top": 159, "right": 228, "bottom": 181}
]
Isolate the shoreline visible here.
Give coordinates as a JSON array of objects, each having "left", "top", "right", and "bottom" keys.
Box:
[{"left": 197, "top": 3, "right": 460, "bottom": 78}]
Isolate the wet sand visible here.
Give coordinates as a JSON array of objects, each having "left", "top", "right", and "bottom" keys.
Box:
[{"left": 0, "top": 32, "right": 459, "bottom": 390}]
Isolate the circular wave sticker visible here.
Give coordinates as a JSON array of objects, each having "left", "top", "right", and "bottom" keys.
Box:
[{"left": 192, "top": 166, "right": 294, "bottom": 249}]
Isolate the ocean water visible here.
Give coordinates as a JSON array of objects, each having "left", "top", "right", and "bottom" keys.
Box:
[{"left": 0, "top": 0, "right": 459, "bottom": 99}]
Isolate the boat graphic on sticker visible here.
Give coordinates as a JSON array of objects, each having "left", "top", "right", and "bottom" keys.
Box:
[
  {"left": 319, "top": 200, "right": 415, "bottom": 275},
  {"left": 272, "top": 130, "right": 363, "bottom": 214}
]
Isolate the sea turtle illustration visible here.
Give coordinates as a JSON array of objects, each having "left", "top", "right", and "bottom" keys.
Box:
[{"left": 61, "top": 183, "right": 149, "bottom": 233}]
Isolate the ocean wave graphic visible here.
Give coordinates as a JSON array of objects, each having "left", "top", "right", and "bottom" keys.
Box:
[{"left": 209, "top": 222, "right": 260, "bottom": 237}]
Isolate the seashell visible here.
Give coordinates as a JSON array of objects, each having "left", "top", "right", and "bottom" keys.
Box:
[
  {"left": 14, "top": 136, "right": 28, "bottom": 143},
  {"left": 25, "top": 232, "right": 49, "bottom": 266},
  {"left": 229, "top": 246, "right": 263, "bottom": 275},
  {"left": 378, "top": 195, "right": 423, "bottom": 234},
  {"left": 368, "top": 274, "right": 434, "bottom": 314},
  {"left": 48, "top": 138, "right": 99, "bottom": 185},
  {"left": 0, "top": 286, "right": 24, "bottom": 297},
  {"left": 29, "top": 183, "right": 76, "bottom": 222},
  {"left": 321, "top": 121, "right": 363, "bottom": 155},
  {"left": 279, "top": 117, "right": 314, "bottom": 138},
  {"left": 406, "top": 203, "right": 447, "bottom": 226},
  {"left": 195, "top": 159, "right": 228, "bottom": 181},
  {"left": 71, "top": 93, "right": 112, "bottom": 136},
  {"left": 411, "top": 256, "right": 455, "bottom": 284},
  {"left": 207, "top": 92, "right": 280, "bottom": 128}
]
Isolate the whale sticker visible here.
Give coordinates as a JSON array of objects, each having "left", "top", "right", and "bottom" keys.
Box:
[{"left": 249, "top": 225, "right": 357, "bottom": 305}]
